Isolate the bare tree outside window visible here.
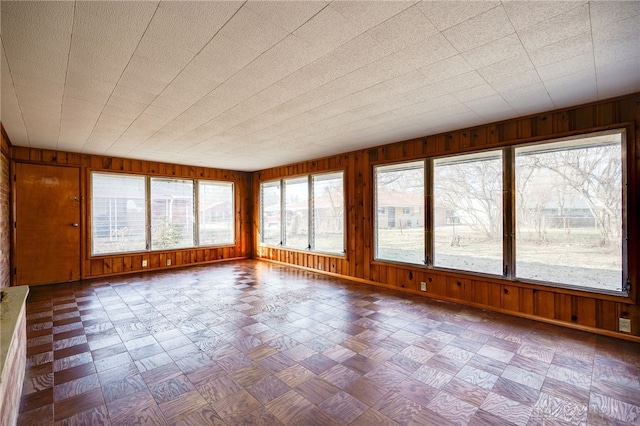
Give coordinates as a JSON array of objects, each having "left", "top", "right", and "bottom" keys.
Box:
[
  {"left": 515, "top": 132, "right": 623, "bottom": 291},
  {"left": 433, "top": 151, "right": 503, "bottom": 275}
]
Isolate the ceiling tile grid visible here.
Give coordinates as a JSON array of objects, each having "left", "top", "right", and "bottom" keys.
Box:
[{"left": 1, "top": 0, "right": 639, "bottom": 171}]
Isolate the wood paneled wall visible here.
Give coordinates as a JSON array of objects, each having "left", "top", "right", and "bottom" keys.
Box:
[
  {"left": 9, "top": 146, "right": 253, "bottom": 282},
  {"left": 253, "top": 93, "right": 640, "bottom": 341}
]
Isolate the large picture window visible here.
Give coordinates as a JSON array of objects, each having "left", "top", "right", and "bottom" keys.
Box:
[
  {"left": 91, "top": 172, "right": 235, "bottom": 255},
  {"left": 260, "top": 181, "right": 282, "bottom": 246},
  {"left": 433, "top": 151, "right": 503, "bottom": 275},
  {"left": 198, "top": 181, "right": 234, "bottom": 246},
  {"left": 515, "top": 132, "right": 623, "bottom": 291},
  {"left": 371, "top": 129, "right": 626, "bottom": 294},
  {"left": 374, "top": 161, "right": 425, "bottom": 265},
  {"left": 312, "top": 172, "right": 344, "bottom": 253},
  {"left": 284, "top": 177, "right": 309, "bottom": 250},
  {"left": 259, "top": 171, "right": 345, "bottom": 255},
  {"left": 92, "top": 173, "right": 147, "bottom": 255}
]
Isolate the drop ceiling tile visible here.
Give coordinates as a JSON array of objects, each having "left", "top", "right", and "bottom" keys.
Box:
[
  {"left": 14, "top": 83, "right": 64, "bottom": 102},
  {"left": 462, "top": 33, "right": 525, "bottom": 69},
  {"left": 503, "top": 1, "right": 586, "bottom": 31},
  {"left": 500, "top": 81, "right": 552, "bottom": 106},
  {"left": 418, "top": 55, "right": 474, "bottom": 84},
  {"left": 67, "top": 54, "right": 124, "bottom": 84},
  {"left": 1, "top": 1, "right": 74, "bottom": 31},
  {"left": 537, "top": 52, "right": 594, "bottom": 82},
  {"left": 76, "top": 1, "right": 157, "bottom": 32},
  {"left": 186, "top": 34, "right": 261, "bottom": 82},
  {"left": 517, "top": 3, "right": 590, "bottom": 52},
  {"left": 383, "top": 70, "right": 431, "bottom": 94},
  {"left": 246, "top": 1, "right": 327, "bottom": 33},
  {"left": 589, "top": 1, "right": 640, "bottom": 29},
  {"left": 417, "top": 1, "right": 500, "bottom": 31},
  {"left": 69, "top": 36, "right": 133, "bottom": 71},
  {"left": 2, "top": 13, "right": 71, "bottom": 57},
  {"left": 158, "top": 1, "right": 241, "bottom": 33},
  {"left": 527, "top": 31, "right": 592, "bottom": 68},
  {"left": 329, "top": 33, "right": 393, "bottom": 72},
  {"left": 478, "top": 53, "right": 537, "bottom": 89},
  {"left": 453, "top": 84, "right": 498, "bottom": 103},
  {"left": 546, "top": 78, "right": 597, "bottom": 108},
  {"left": 443, "top": 5, "right": 514, "bottom": 53},
  {"left": 395, "top": 33, "right": 458, "bottom": 69},
  {"left": 111, "top": 84, "right": 157, "bottom": 105},
  {"left": 134, "top": 35, "right": 199, "bottom": 70},
  {"left": 218, "top": 6, "right": 290, "bottom": 52},
  {"left": 331, "top": 1, "right": 413, "bottom": 33},
  {"left": 293, "top": 5, "right": 362, "bottom": 54},
  {"left": 73, "top": 6, "right": 146, "bottom": 53},
  {"left": 465, "top": 94, "right": 515, "bottom": 119},
  {"left": 63, "top": 74, "right": 114, "bottom": 104},
  {"left": 366, "top": 5, "right": 439, "bottom": 51}
]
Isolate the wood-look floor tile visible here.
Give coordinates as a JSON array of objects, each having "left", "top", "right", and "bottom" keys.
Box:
[
  {"left": 106, "top": 388, "right": 155, "bottom": 421},
  {"left": 480, "top": 392, "right": 532, "bottom": 426},
  {"left": 318, "top": 390, "right": 368, "bottom": 424},
  {"left": 441, "top": 377, "right": 488, "bottom": 407},
  {"left": 351, "top": 408, "right": 400, "bottom": 426},
  {"left": 275, "top": 364, "right": 316, "bottom": 387},
  {"left": 532, "top": 392, "right": 588, "bottom": 425},
  {"left": 246, "top": 375, "right": 290, "bottom": 404},
  {"left": 53, "top": 373, "right": 101, "bottom": 402},
  {"left": 54, "top": 388, "right": 105, "bottom": 421},
  {"left": 374, "top": 393, "right": 425, "bottom": 425},
  {"left": 168, "top": 405, "right": 225, "bottom": 426},
  {"left": 17, "top": 261, "right": 640, "bottom": 426},
  {"left": 17, "top": 404, "right": 53, "bottom": 426},
  {"left": 210, "top": 389, "right": 262, "bottom": 422},
  {"left": 265, "top": 390, "right": 313, "bottom": 424},
  {"left": 111, "top": 404, "right": 168, "bottom": 426},
  {"left": 102, "top": 374, "right": 148, "bottom": 403},
  {"left": 157, "top": 389, "right": 209, "bottom": 423},
  {"left": 198, "top": 375, "right": 242, "bottom": 403},
  {"left": 19, "top": 387, "right": 53, "bottom": 413},
  {"left": 345, "top": 376, "right": 388, "bottom": 406},
  {"left": 53, "top": 404, "right": 109, "bottom": 426},
  {"left": 426, "top": 391, "right": 478, "bottom": 425},
  {"left": 295, "top": 376, "right": 341, "bottom": 405}
]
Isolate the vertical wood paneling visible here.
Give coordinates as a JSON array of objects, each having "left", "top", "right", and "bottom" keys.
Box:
[{"left": 248, "top": 94, "right": 640, "bottom": 340}]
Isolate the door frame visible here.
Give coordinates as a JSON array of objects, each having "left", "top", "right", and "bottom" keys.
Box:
[{"left": 11, "top": 160, "right": 85, "bottom": 285}]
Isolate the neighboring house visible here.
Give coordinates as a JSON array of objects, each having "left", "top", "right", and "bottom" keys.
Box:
[{"left": 376, "top": 190, "right": 424, "bottom": 229}]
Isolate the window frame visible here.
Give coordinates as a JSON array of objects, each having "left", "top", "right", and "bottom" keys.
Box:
[
  {"left": 259, "top": 171, "right": 346, "bottom": 256},
  {"left": 373, "top": 160, "right": 427, "bottom": 266},
  {"left": 90, "top": 171, "right": 236, "bottom": 256},
  {"left": 371, "top": 128, "right": 629, "bottom": 296}
]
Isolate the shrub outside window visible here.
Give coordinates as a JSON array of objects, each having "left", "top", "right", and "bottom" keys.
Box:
[{"left": 151, "top": 178, "right": 194, "bottom": 250}]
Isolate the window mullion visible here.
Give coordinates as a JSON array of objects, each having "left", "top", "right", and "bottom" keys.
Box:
[
  {"left": 425, "top": 158, "right": 433, "bottom": 267},
  {"left": 145, "top": 176, "right": 151, "bottom": 251},
  {"left": 194, "top": 180, "right": 199, "bottom": 247},
  {"left": 503, "top": 148, "right": 515, "bottom": 279},
  {"left": 309, "top": 176, "right": 314, "bottom": 251}
]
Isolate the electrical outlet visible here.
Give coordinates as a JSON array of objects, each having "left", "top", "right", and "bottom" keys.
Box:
[
  {"left": 166, "top": 259, "right": 171, "bottom": 266},
  {"left": 318, "top": 262, "right": 322, "bottom": 269},
  {"left": 142, "top": 259, "right": 148, "bottom": 268},
  {"left": 420, "top": 281, "right": 427, "bottom": 291},
  {"left": 619, "top": 318, "right": 631, "bottom": 333}
]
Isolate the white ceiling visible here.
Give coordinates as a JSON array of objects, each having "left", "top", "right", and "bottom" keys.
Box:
[{"left": 1, "top": 1, "right": 639, "bottom": 172}]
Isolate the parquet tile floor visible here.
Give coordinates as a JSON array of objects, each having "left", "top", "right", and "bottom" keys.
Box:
[{"left": 17, "top": 260, "right": 640, "bottom": 425}]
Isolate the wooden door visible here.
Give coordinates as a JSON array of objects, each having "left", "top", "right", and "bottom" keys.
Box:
[{"left": 15, "top": 163, "right": 81, "bottom": 285}]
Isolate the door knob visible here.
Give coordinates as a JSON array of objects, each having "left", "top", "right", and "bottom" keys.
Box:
[{"left": 71, "top": 223, "right": 79, "bottom": 227}]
